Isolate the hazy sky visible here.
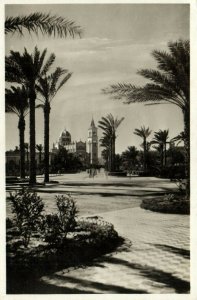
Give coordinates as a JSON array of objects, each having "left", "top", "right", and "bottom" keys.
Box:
[{"left": 5, "top": 4, "right": 189, "bottom": 154}]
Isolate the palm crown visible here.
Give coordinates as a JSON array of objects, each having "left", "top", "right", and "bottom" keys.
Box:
[
  {"left": 5, "top": 85, "right": 29, "bottom": 117},
  {"left": 36, "top": 67, "right": 72, "bottom": 103},
  {"left": 6, "top": 46, "right": 55, "bottom": 87},
  {"left": 151, "top": 130, "right": 169, "bottom": 145},
  {"left": 104, "top": 40, "right": 189, "bottom": 111},
  {"left": 134, "top": 126, "right": 152, "bottom": 140}
]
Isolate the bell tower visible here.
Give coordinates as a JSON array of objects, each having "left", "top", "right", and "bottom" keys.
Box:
[{"left": 87, "top": 118, "right": 98, "bottom": 165}]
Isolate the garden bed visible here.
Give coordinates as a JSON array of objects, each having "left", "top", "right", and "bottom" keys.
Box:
[
  {"left": 6, "top": 189, "right": 123, "bottom": 293},
  {"left": 141, "top": 193, "right": 190, "bottom": 215}
]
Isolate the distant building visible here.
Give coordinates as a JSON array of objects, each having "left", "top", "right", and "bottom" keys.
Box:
[
  {"left": 87, "top": 118, "right": 98, "bottom": 165},
  {"left": 52, "top": 128, "right": 89, "bottom": 165},
  {"left": 52, "top": 118, "right": 99, "bottom": 166}
]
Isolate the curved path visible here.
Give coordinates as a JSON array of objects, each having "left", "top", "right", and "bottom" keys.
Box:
[{"left": 6, "top": 172, "right": 190, "bottom": 293}]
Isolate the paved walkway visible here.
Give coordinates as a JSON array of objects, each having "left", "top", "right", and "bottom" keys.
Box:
[
  {"left": 40, "top": 206, "right": 190, "bottom": 294},
  {"left": 6, "top": 173, "right": 190, "bottom": 293}
]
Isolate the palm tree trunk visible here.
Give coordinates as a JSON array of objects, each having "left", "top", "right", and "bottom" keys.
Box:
[
  {"left": 111, "top": 136, "right": 116, "bottom": 172},
  {"left": 183, "top": 107, "right": 190, "bottom": 198},
  {"left": 39, "top": 151, "right": 42, "bottom": 165},
  {"left": 161, "top": 145, "right": 164, "bottom": 169},
  {"left": 164, "top": 143, "right": 167, "bottom": 167},
  {"left": 143, "top": 139, "right": 146, "bottom": 172},
  {"left": 29, "top": 90, "right": 36, "bottom": 185},
  {"left": 44, "top": 102, "right": 51, "bottom": 183},
  {"left": 109, "top": 139, "right": 112, "bottom": 172},
  {"left": 18, "top": 116, "right": 25, "bottom": 179}
]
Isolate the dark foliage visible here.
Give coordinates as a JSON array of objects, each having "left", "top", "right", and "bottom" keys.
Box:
[{"left": 141, "top": 193, "right": 189, "bottom": 214}]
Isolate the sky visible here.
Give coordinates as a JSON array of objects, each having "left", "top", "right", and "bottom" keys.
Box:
[{"left": 5, "top": 3, "right": 189, "bottom": 154}]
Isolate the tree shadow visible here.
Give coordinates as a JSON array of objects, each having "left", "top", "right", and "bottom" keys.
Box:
[
  {"left": 38, "top": 274, "right": 149, "bottom": 294},
  {"left": 148, "top": 243, "right": 190, "bottom": 259},
  {"left": 99, "top": 256, "right": 190, "bottom": 294}
]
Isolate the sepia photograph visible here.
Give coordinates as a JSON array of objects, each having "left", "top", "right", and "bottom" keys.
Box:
[{"left": 3, "top": 0, "right": 193, "bottom": 296}]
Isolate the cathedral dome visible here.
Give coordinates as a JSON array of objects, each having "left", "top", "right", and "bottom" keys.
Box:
[{"left": 59, "top": 128, "right": 71, "bottom": 145}]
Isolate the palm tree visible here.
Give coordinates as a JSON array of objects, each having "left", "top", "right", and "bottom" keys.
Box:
[
  {"left": 36, "top": 68, "right": 72, "bottom": 183},
  {"left": 121, "top": 146, "right": 139, "bottom": 172},
  {"left": 100, "top": 135, "right": 111, "bottom": 170},
  {"left": 134, "top": 126, "right": 151, "bottom": 172},
  {"left": 5, "top": 85, "right": 29, "bottom": 179},
  {"left": 5, "top": 12, "right": 82, "bottom": 37},
  {"left": 98, "top": 114, "right": 124, "bottom": 172},
  {"left": 151, "top": 130, "right": 169, "bottom": 167},
  {"left": 6, "top": 47, "right": 55, "bottom": 185},
  {"left": 104, "top": 40, "right": 190, "bottom": 196},
  {"left": 36, "top": 144, "right": 43, "bottom": 167},
  {"left": 171, "top": 131, "right": 185, "bottom": 146}
]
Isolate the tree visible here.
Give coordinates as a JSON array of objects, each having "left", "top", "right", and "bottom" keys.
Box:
[
  {"left": 36, "top": 68, "right": 72, "bottom": 182},
  {"left": 5, "top": 12, "right": 82, "bottom": 37},
  {"left": 6, "top": 47, "right": 55, "bottom": 185},
  {"left": 36, "top": 144, "right": 43, "bottom": 167},
  {"left": 100, "top": 135, "right": 110, "bottom": 170},
  {"left": 151, "top": 130, "right": 169, "bottom": 167},
  {"left": 171, "top": 131, "right": 185, "bottom": 146},
  {"left": 5, "top": 85, "right": 29, "bottom": 179},
  {"left": 134, "top": 126, "right": 151, "bottom": 172},
  {"left": 121, "top": 146, "right": 139, "bottom": 172},
  {"left": 98, "top": 114, "right": 124, "bottom": 172},
  {"left": 104, "top": 40, "right": 190, "bottom": 196}
]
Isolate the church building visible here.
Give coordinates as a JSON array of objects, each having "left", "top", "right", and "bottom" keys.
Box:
[{"left": 52, "top": 118, "right": 98, "bottom": 166}]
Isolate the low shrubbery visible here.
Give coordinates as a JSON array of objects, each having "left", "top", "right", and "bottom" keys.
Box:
[
  {"left": 7, "top": 188, "right": 122, "bottom": 293},
  {"left": 141, "top": 193, "right": 189, "bottom": 215},
  {"left": 9, "top": 189, "right": 44, "bottom": 247},
  {"left": 41, "top": 194, "right": 78, "bottom": 245}
]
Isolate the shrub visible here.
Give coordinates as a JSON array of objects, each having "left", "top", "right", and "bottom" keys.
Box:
[
  {"left": 9, "top": 188, "right": 44, "bottom": 247},
  {"left": 56, "top": 194, "right": 78, "bottom": 232},
  {"left": 42, "top": 194, "right": 78, "bottom": 245},
  {"left": 141, "top": 193, "right": 189, "bottom": 214},
  {"left": 76, "top": 217, "right": 118, "bottom": 246},
  {"left": 41, "top": 214, "right": 63, "bottom": 245},
  {"left": 6, "top": 217, "right": 14, "bottom": 229}
]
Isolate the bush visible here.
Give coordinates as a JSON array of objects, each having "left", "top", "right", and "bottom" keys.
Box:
[
  {"left": 76, "top": 217, "right": 118, "bottom": 246},
  {"left": 141, "top": 193, "right": 190, "bottom": 214},
  {"left": 42, "top": 194, "right": 78, "bottom": 245},
  {"left": 6, "top": 217, "right": 14, "bottom": 229},
  {"left": 56, "top": 194, "right": 78, "bottom": 232},
  {"left": 9, "top": 188, "right": 44, "bottom": 247}
]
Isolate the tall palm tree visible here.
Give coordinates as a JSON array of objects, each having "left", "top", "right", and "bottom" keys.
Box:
[
  {"left": 36, "top": 144, "right": 43, "bottom": 167},
  {"left": 5, "top": 85, "right": 29, "bottom": 179},
  {"left": 134, "top": 126, "right": 151, "bottom": 172},
  {"left": 100, "top": 135, "right": 111, "bottom": 170},
  {"left": 104, "top": 40, "right": 190, "bottom": 196},
  {"left": 151, "top": 130, "right": 169, "bottom": 167},
  {"left": 36, "top": 68, "right": 72, "bottom": 182},
  {"left": 99, "top": 114, "right": 124, "bottom": 172},
  {"left": 5, "top": 12, "right": 82, "bottom": 37},
  {"left": 6, "top": 47, "right": 55, "bottom": 185}
]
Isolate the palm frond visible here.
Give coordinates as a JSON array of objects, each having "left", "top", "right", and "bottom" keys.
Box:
[
  {"left": 5, "top": 12, "right": 82, "bottom": 37},
  {"left": 56, "top": 72, "right": 72, "bottom": 94},
  {"left": 102, "top": 40, "right": 189, "bottom": 113},
  {"left": 41, "top": 53, "right": 56, "bottom": 76}
]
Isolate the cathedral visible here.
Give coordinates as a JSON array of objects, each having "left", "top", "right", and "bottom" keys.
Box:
[{"left": 52, "top": 118, "right": 98, "bottom": 166}]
